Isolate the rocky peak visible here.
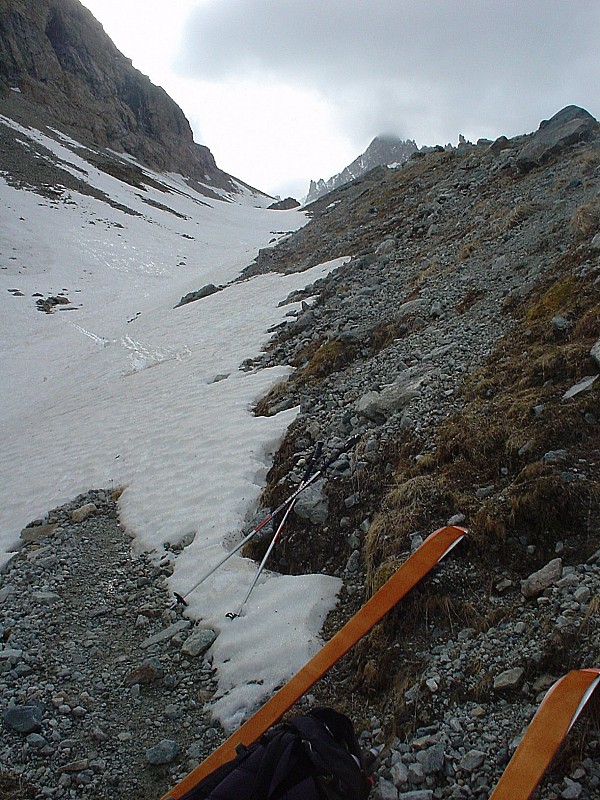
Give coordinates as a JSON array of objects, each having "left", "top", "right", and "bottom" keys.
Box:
[
  {"left": 306, "top": 134, "right": 418, "bottom": 204},
  {"left": 0, "top": 0, "right": 240, "bottom": 192}
]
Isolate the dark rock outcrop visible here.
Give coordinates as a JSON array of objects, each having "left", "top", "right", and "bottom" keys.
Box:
[
  {"left": 175, "top": 284, "right": 221, "bottom": 308},
  {"left": 0, "top": 0, "right": 235, "bottom": 189},
  {"left": 516, "top": 105, "right": 599, "bottom": 173},
  {"left": 268, "top": 197, "right": 300, "bottom": 210}
]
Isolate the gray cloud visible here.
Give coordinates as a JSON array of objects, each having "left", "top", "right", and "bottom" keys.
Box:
[{"left": 178, "top": 0, "right": 600, "bottom": 148}]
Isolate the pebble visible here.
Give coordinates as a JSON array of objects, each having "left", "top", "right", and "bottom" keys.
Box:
[{"left": 0, "top": 491, "right": 220, "bottom": 799}]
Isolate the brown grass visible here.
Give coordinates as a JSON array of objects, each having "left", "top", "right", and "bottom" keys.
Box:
[
  {"left": 526, "top": 275, "right": 578, "bottom": 323},
  {"left": 506, "top": 202, "right": 541, "bottom": 230},
  {"left": 365, "top": 475, "right": 457, "bottom": 589},
  {"left": 570, "top": 199, "right": 600, "bottom": 239},
  {"left": 0, "top": 772, "right": 38, "bottom": 800},
  {"left": 296, "top": 339, "right": 358, "bottom": 383}
]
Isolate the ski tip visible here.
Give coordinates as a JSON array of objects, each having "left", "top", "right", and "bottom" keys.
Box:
[
  {"left": 225, "top": 611, "right": 239, "bottom": 620},
  {"left": 173, "top": 592, "right": 188, "bottom": 607}
]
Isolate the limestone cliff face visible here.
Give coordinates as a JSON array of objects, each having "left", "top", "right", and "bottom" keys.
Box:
[{"left": 0, "top": 0, "right": 235, "bottom": 189}]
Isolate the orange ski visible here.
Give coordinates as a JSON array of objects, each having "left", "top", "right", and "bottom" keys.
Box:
[
  {"left": 162, "top": 524, "right": 466, "bottom": 800},
  {"left": 490, "top": 668, "right": 600, "bottom": 800}
]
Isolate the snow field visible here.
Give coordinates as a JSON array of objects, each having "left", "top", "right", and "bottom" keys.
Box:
[{"left": 0, "top": 120, "right": 348, "bottom": 728}]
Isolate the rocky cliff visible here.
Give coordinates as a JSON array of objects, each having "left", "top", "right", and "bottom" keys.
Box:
[
  {"left": 306, "top": 134, "right": 418, "bottom": 204},
  {"left": 0, "top": 0, "right": 240, "bottom": 192}
]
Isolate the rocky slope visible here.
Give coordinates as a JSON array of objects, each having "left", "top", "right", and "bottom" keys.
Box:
[
  {"left": 306, "top": 135, "right": 418, "bottom": 204},
  {"left": 1, "top": 104, "right": 600, "bottom": 800},
  {"left": 0, "top": 0, "right": 258, "bottom": 196},
  {"left": 242, "top": 105, "right": 600, "bottom": 798}
]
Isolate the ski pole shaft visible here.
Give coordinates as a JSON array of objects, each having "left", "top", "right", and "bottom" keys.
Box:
[
  {"left": 175, "top": 442, "right": 326, "bottom": 605},
  {"left": 227, "top": 442, "right": 326, "bottom": 618},
  {"left": 228, "top": 499, "right": 296, "bottom": 619}
]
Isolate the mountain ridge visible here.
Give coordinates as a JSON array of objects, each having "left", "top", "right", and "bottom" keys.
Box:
[
  {"left": 306, "top": 134, "right": 418, "bottom": 204},
  {"left": 0, "top": 0, "right": 269, "bottom": 199}
]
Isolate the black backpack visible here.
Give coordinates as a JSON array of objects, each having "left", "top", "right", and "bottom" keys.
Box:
[{"left": 180, "top": 707, "right": 372, "bottom": 800}]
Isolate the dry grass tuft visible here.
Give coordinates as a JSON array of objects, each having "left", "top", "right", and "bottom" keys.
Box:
[
  {"left": 570, "top": 199, "right": 600, "bottom": 239},
  {"left": 526, "top": 275, "right": 578, "bottom": 323},
  {"left": 506, "top": 202, "right": 541, "bottom": 230},
  {"left": 365, "top": 475, "right": 457, "bottom": 588},
  {"left": 297, "top": 339, "right": 358, "bottom": 383},
  {"left": 0, "top": 772, "right": 38, "bottom": 800},
  {"left": 577, "top": 149, "right": 600, "bottom": 174},
  {"left": 253, "top": 380, "right": 289, "bottom": 417},
  {"left": 459, "top": 240, "right": 479, "bottom": 261}
]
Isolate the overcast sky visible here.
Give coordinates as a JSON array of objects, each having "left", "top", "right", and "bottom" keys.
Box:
[{"left": 78, "top": 0, "right": 600, "bottom": 199}]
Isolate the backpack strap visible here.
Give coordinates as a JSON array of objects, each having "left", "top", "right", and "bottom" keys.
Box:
[
  {"left": 289, "top": 711, "right": 371, "bottom": 800},
  {"left": 250, "top": 726, "right": 307, "bottom": 800}
]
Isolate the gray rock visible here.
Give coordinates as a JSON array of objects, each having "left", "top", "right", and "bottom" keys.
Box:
[
  {"left": 293, "top": 479, "right": 329, "bottom": 525},
  {"left": 345, "top": 549, "right": 361, "bottom": 574},
  {"left": 407, "top": 762, "right": 424, "bottom": 784},
  {"left": 395, "top": 299, "right": 428, "bottom": 320},
  {"left": 543, "top": 449, "right": 568, "bottom": 463},
  {"left": 0, "top": 586, "right": 14, "bottom": 603},
  {"left": 31, "top": 591, "right": 61, "bottom": 604},
  {"left": 493, "top": 667, "right": 524, "bottom": 691},
  {"left": 146, "top": 738, "right": 180, "bottom": 765},
  {"left": 398, "top": 792, "right": 433, "bottom": 800},
  {"left": 71, "top": 503, "right": 97, "bottom": 522},
  {"left": 459, "top": 749, "right": 486, "bottom": 772},
  {"left": 123, "top": 656, "right": 164, "bottom": 686},
  {"left": 562, "top": 375, "right": 598, "bottom": 400},
  {"left": 521, "top": 558, "right": 563, "bottom": 598},
  {"left": 561, "top": 779, "right": 583, "bottom": 799},
  {"left": 26, "top": 732, "right": 47, "bottom": 748},
  {"left": 356, "top": 369, "right": 426, "bottom": 423},
  {"left": 416, "top": 743, "right": 445, "bottom": 774},
  {"left": 176, "top": 284, "right": 220, "bottom": 308},
  {"left": 489, "top": 135, "right": 511, "bottom": 155},
  {"left": 3, "top": 704, "right": 43, "bottom": 734},
  {"left": 20, "top": 523, "right": 58, "bottom": 542},
  {"left": 141, "top": 620, "right": 192, "bottom": 649},
  {"left": 552, "top": 316, "right": 572, "bottom": 332},
  {"left": 390, "top": 761, "right": 409, "bottom": 788},
  {"left": 181, "top": 627, "right": 217, "bottom": 657},
  {"left": 374, "top": 778, "right": 399, "bottom": 800}
]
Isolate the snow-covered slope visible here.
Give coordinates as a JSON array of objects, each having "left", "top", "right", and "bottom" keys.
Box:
[{"left": 0, "top": 117, "right": 347, "bottom": 729}]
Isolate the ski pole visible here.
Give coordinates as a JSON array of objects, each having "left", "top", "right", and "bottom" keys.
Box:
[
  {"left": 174, "top": 441, "right": 328, "bottom": 606},
  {"left": 225, "top": 442, "right": 327, "bottom": 618},
  {"left": 226, "top": 498, "right": 297, "bottom": 619}
]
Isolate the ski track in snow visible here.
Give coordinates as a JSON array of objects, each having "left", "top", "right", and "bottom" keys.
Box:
[{"left": 0, "top": 120, "right": 347, "bottom": 729}]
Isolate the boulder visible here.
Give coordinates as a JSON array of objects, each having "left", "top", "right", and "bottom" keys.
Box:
[
  {"left": 176, "top": 284, "right": 220, "bottom": 308},
  {"left": 493, "top": 667, "right": 524, "bottom": 691},
  {"left": 3, "top": 705, "right": 43, "bottom": 734},
  {"left": 181, "top": 627, "right": 217, "bottom": 658},
  {"left": 516, "top": 106, "right": 599, "bottom": 173},
  {"left": 521, "top": 558, "right": 563, "bottom": 598},
  {"left": 146, "top": 739, "right": 179, "bottom": 765},
  {"left": 293, "top": 479, "right": 329, "bottom": 525},
  {"left": 71, "top": 502, "right": 97, "bottom": 522},
  {"left": 268, "top": 197, "right": 300, "bottom": 210},
  {"left": 356, "top": 369, "right": 426, "bottom": 423}
]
